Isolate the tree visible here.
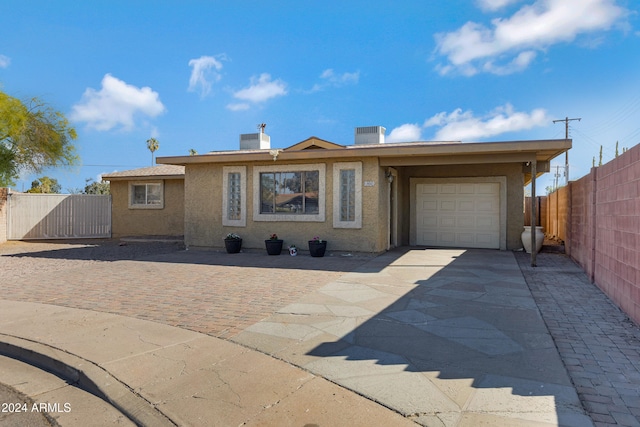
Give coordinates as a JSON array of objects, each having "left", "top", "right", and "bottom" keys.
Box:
[
  {"left": 189, "top": 148, "right": 198, "bottom": 156},
  {"left": 26, "top": 176, "right": 61, "bottom": 193},
  {"left": 83, "top": 178, "right": 110, "bottom": 194},
  {"left": 146, "top": 137, "right": 159, "bottom": 166},
  {"left": 0, "top": 90, "right": 78, "bottom": 187}
]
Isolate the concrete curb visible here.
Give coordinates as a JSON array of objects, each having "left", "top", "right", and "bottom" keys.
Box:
[{"left": 0, "top": 334, "right": 176, "bottom": 427}]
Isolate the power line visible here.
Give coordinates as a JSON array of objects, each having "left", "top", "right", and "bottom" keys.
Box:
[
  {"left": 553, "top": 117, "right": 581, "bottom": 185},
  {"left": 583, "top": 93, "right": 640, "bottom": 137},
  {"left": 572, "top": 128, "right": 616, "bottom": 157},
  {"left": 619, "top": 127, "right": 640, "bottom": 147}
]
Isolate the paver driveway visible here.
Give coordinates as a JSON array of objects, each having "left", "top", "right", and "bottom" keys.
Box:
[{"left": 0, "top": 240, "right": 371, "bottom": 339}]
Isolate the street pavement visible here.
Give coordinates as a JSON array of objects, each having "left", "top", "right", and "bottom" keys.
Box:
[{"left": 0, "top": 240, "right": 638, "bottom": 426}]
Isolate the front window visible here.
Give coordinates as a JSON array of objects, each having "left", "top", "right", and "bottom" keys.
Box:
[
  {"left": 222, "top": 166, "right": 246, "bottom": 227},
  {"left": 253, "top": 163, "right": 326, "bottom": 222},
  {"left": 339, "top": 169, "right": 356, "bottom": 221},
  {"left": 259, "top": 171, "right": 319, "bottom": 214},
  {"left": 228, "top": 172, "right": 242, "bottom": 220},
  {"left": 129, "top": 182, "right": 163, "bottom": 209},
  {"left": 333, "top": 162, "right": 362, "bottom": 228}
]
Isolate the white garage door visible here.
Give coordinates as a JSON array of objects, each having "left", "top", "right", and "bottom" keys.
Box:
[{"left": 416, "top": 182, "right": 500, "bottom": 249}]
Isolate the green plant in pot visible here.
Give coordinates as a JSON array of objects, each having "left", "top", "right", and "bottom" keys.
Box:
[
  {"left": 265, "top": 233, "right": 283, "bottom": 255},
  {"left": 224, "top": 233, "right": 242, "bottom": 254},
  {"left": 308, "top": 236, "right": 327, "bottom": 257}
]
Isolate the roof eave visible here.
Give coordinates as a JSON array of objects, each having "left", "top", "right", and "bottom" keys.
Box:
[
  {"left": 156, "top": 139, "right": 572, "bottom": 166},
  {"left": 102, "top": 174, "right": 185, "bottom": 182}
]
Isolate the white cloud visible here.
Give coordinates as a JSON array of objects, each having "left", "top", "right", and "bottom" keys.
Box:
[
  {"left": 0, "top": 54, "right": 10, "bottom": 68},
  {"left": 308, "top": 69, "right": 360, "bottom": 92},
  {"left": 435, "top": 0, "right": 626, "bottom": 75},
  {"left": 70, "top": 74, "right": 165, "bottom": 131},
  {"left": 188, "top": 55, "right": 225, "bottom": 97},
  {"left": 226, "top": 103, "right": 250, "bottom": 111},
  {"left": 226, "top": 73, "right": 286, "bottom": 110},
  {"left": 387, "top": 123, "right": 423, "bottom": 142},
  {"left": 424, "top": 104, "right": 550, "bottom": 140},
  {"left": 388, "top": 104, "right": 550, "bottom": 142},
  {"left": 482, "top": 50, "right": 537, "bottom": 75},
  {"left": 476, "top": 0, "right": 522, "bottom": 12}
]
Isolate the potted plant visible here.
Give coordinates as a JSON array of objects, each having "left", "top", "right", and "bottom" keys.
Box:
[
  {"left": 265, "top": 233, "right": 283, "bottom": 255},
  {"left": 224, "top": 233, "right": 242, "bottom": 254},
  {"left": 308, "top": 236, "right": 327, "bottom": 257}
]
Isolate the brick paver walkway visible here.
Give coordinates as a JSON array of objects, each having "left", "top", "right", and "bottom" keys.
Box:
[
  {"left": 516, "top": 251, "right": 640, "bottom": 426},
  {"left": 0, "top": 241, "right": 371, "bottom": 339}
]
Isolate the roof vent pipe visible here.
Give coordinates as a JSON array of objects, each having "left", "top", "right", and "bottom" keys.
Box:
[{"left": 354, "top": 126, "right": 385, "bottom": 145}]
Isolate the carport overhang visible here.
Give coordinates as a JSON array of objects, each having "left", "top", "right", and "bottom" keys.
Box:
[
  {"left": 157, "top": 139, "right": 571, "bottom": 176},
  {"left": 374, "top": 139, "right": 571, "bottom": 185}
]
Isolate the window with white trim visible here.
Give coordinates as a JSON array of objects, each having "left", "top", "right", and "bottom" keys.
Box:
[
  {"left": 333, "top": 162, "right": 362, "bottom": 228},
  {"left": 228, "top": 173, "right": 242, "bottom": 219},
  {"left": 129, "top": 182, "right": 163, "bottom": 209},
  {"left": 253, "top": 163, "right": 325, "bottom": 222},
  {"left": 260, "top": 171, "right": 319, "bottom": 214},
  {"left": 222, "top": 166, "right": 246, "bottom": 227},
  {"left": 339, "top": 169, "right": 356, "bottom": 221}
]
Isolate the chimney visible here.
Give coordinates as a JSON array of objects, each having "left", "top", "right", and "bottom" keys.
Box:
[
  {"left": 354, "top": 126, "right": 385, "bottom": 145},
  {"left": 240, "top": 125, "right": 270, "bottom": 150}
]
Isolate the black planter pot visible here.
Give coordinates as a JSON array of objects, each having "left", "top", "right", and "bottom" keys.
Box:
[
  {"left": 308, "top": 240, "right": 327, "bottom": 257},
  {"left": 224, "top": 239, "right": 242, "bottom": 254},
  {"left": 265, "top": 239, "right": 283, "bottom": 255}
]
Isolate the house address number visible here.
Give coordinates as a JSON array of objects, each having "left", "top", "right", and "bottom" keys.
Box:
[{"left": 364, "top": 181, "right": 375, "bottom": 187}]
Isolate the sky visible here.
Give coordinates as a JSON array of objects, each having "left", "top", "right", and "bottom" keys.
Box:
[{"left": 1, "top": 0, "right": 639, "bottom": 193}]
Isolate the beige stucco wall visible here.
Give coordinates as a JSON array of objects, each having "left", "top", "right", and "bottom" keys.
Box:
[
  {"left": 184, "top": 158, "right": 387, "bottom": 253},
  {"left": 110, "top": 179, "right": 185, "bottom": 238},
  {"left": 397, "top": 163, "right": 525, "bottom": 250},
  {"left": 184, "top": 158, "right": 526, "bottom": 252}
]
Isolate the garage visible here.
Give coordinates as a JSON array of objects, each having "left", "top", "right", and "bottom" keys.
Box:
[{"left": 415, "top": 181, "right": 501, "bottom": 249}]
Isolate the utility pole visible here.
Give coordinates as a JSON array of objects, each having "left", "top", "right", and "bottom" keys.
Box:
[
  {"left": 553, "top": 165, "right": 561, "bottom": 191},
  {"left": 553, "top": 116, "right": 581, "bottom": 185}
]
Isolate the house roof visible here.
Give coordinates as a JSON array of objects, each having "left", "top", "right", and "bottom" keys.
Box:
[
  {"left": 157, "top": 138, "right": 571, "bottom": 183},
  {"left": 101, "top": 165, "right": 185, "bottom": 181},
  {"left": 283, "top": 137, "right": 345, "bottom": 151}
]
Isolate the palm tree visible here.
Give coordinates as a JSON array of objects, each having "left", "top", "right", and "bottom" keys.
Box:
[{"left": 146, "top": 138, "right": 159, "bottom": 166}]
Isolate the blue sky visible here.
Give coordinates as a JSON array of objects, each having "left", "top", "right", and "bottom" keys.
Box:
[{"left": 1, "top": 0, "right": 638, "bottom": 193}]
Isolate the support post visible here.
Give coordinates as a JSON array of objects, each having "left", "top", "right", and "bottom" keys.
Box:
[{"left": 531, "top": 159, "right": 537, "bottom": 267}]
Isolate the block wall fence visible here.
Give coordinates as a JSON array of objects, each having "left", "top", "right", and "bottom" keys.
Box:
[{"left": 545, "top": 143, "right": 640, "bottom": 325}]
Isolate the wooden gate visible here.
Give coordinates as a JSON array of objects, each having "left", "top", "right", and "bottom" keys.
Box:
[{"left": 7, "top": 193, "right": 111, "bottom": 240}]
